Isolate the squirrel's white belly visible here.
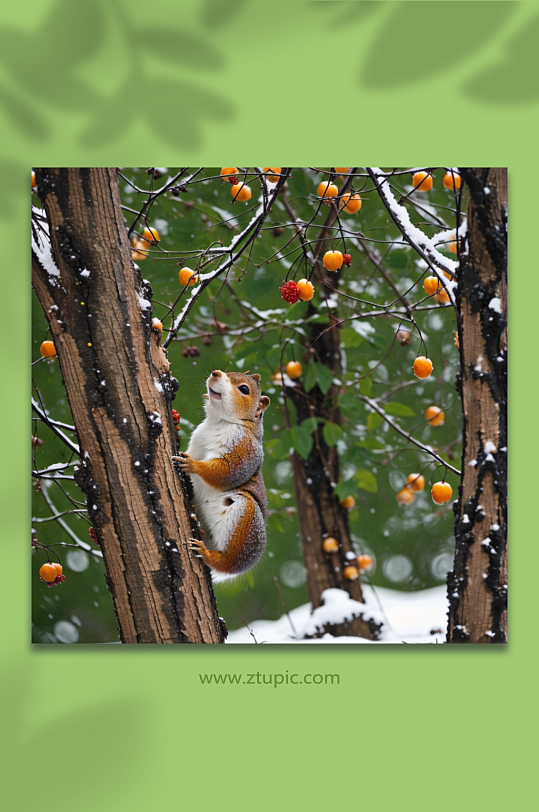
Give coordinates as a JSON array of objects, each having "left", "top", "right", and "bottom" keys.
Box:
[{"left": 187, "top": 420, "right": 248, "bottom": 552}]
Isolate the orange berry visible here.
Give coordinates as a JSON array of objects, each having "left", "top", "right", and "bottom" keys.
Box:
[
  {"left": 179, "top": 267, "right": 198, "bottom": 287},
  {"left": 431, "top": 481, "right": 452, "bottom": 504},
  {"left": 357, "top": 554, "right": 373, "bottom": 572},
  {"left": 425, "top": 405, "right": 445, "bottom": 426},
  {"left": 396, "top": 487, "right": 415, "bottom": 505},
  {"left": 39, "top": 563, "right": 57, "bottom": 583},
  {"left": 40, "top": 340, "right": 56, "bottom": 358},
  {"left": 340, "top": 193, "right": 362, "bottom": 214},
  {"left": 296, "top": 278, "right": 315, "bottom": 301},
  {"left": 285, "top": 361, "right": 302, "bottom": 379},
  {"left": 340, "top": 496, "right": 355, "bottom": 510},
  {"left": 221, "top": 167, "right": 238, "bottom": 177},
  {"left": 443, "top": 171, "right": 461, "bottom": 191},
  {"left": 132, "top": 239, "right": 149, "bottom": 260},
  {"left": 272, "top": 371, "right": 284, "bottom": 384},
  {"left": 334, "top": 168, "right": 349, "bottom": 175},
  {"left": 412, "top": 171, "right": 433, "bottom": 191},
  {"left": 141, "top": 226, "right": 160, "bottom": 245},
  {"left": 423, "top": 276, "right": 442, "bottom": 296},
  {"left": 323, "top": 250, "right": 344, "bottom": 272},
  {"left": 32, "top": 170, "right": 36, "bottom": 188},
  {"left": 231, "top": 182, "right": 251, "bottom": 202},
  {"left": 263, "top": 167, "right": 281, "bottom": 183},
  {"left": 434, "top": 288, "right": 450, "bottom": 304},
  {"left": 343, "top": 565, "right": 359, "bottom": 581},
  {"left": 407, "top": 473, "right": 425, "bottom": 492},
  {"left": 323, "top": 537, "right": 339, "bottom": 553},
  {"left": 455, "top": 331, "right": 459, "bottom": 349},
  {"left": 448, "top": 241, "right": 458, "bottom": 254},
  {"left": 51, "top": 562, "right": 63, "bottom": 576},
  {"left": 318, "top": 181, "right": 338, "bottom": 200},
  {"left": 413, "top": 356, "right": 433, "bottom": 379},
  {"left": 151, "top": 318, "right": 163, "bottom": 331}
]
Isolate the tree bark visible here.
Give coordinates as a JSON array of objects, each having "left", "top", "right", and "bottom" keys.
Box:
[
  {"left": 284, "top": 180, "right": 381, "bottom": 639},
  {"left": 32, "top": 168, "right": 225, "bottom": 644},
  {"left": 447, "top": 168, "right": 507, "bottom": 643}
]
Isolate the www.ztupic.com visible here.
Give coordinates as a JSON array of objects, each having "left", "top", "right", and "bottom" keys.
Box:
[{"left": 199, "top": 672, "right": 340, "bottom": 687}]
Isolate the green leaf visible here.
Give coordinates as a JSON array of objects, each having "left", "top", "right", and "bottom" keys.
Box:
[
  {"left": 387, "top": 250, "right": 409, "bottom": 270},
  {"left": 339, "top": 390, "right": 361, "bottom": 413},
  {"left": 301, "top": 417, "right": 322, "bottom": 434},
  {"left": 266, "top": 346, "right": 283, "bottom": 370},
  {"left": 290, "top": 426, "right": 313, "bottom": 460},
  {"left": 323, "top": 422, "right": 343, "bottom": 447},
  {"left": 384, "top": 402, "right": 415, "bottom": 417},
  {"left": 334, "top": 479, "right": 357, "bottom": 500},
  {"left": 358, "top": 437, "right": 385, "bottom": 450},
  {"left": 367, "top": 412, "right": 382, "bottom": 432},
  {"left": 316, "top": 364, "right": 334, "bottom": 395},
  {"left": 355, "top": 469, "right": 378, "bottom": 493},
  {"left": 359, "top": 377, "right": 372, "bottom": 397},
  {"left": 340, "top": 327, "right": 364, "bottom": 348},
  {"left": 303, "top": 363, "right": 318, "bottom": 393},
  {"left": 233, "top": 342, "right": 259, "bottom": 361}
]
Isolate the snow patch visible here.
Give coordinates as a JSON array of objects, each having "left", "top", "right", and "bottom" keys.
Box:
[{"left": 488, "top": 297, "right": 502, "bottom": 314}]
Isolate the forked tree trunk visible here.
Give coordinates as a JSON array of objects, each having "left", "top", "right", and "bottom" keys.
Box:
[
  {"left": 285, "top": 178, "right": 380, "bottom": 639},
  {"left": 447, "top": 168, "right": 507, "bottom": 643},
  {"left": 32, "top": 168, "right": 225, "bottom": 643}
]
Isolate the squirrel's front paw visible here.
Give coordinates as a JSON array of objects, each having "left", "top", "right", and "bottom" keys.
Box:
[{"left": 172, "top": 453, "right": 195, "bottom": 474}]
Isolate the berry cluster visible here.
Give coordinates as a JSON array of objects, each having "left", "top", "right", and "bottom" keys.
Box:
[
  {"left": 182, "top": 345, "right": 200, "bottom": 357},
  {"left": 342, "top": 254, "right": 352, "bottom": 267},
  {"left": 39, "top": 562, "right": 65, "bottom": 588},
  {"left": 89, "top": 527, "right": 98, "bottom": 544},
  {"left": 171, "top": 409, "right": 180, "bottom": 430},
  {"left": 280, "top": 280, "right": 300, "bottom": 304}
]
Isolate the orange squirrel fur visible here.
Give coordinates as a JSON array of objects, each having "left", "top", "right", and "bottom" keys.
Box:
[{"left": 173, "top": 370, "right": 270, "bottom": 575}]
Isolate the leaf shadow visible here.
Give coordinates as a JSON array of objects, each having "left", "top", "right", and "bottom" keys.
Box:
[
  {"left": 463, "top": 9, "right": 539, "bottom": 104},
  {"left": 360, "top": 1, "right": 516, "bottom": 89},
  {"left": 310, "top": 0, "right": 381, "bottom": 28},
  {"left": 199, "top": 0, "right": 251, "bottom": 29}
]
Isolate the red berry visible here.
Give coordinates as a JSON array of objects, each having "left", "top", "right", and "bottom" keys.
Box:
[
  {"left": 279, "top": 280, "right": 300, "bottom": 304},
  {"left": 89, "top": 527, "right": 98, "bottom": 544},
  {"left": 342, "top": 254, "right": 352, "bottom": 267},
  {"left": 229, "top": 176, "right": 238, "bottom": 185},
  {"left": 171, "top": 409, "right": 181, "bottom": 429}
]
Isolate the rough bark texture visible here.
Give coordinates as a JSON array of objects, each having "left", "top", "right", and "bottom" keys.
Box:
[
  {"left": 447, "top": 168, "right": 507, "bottom": 644},
  {"left": 285, "top": 181, "right": 381, "bottom": 640},
  {"left": 32, "top": 168, "right": 225, "bottom": 644}
]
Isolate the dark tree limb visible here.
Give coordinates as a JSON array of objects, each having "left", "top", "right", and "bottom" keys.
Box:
[
  {"left": 447, "top": 168, "right": 507, "bottom": 644},
  {"left": 32, "top": 168, "right": 225, "bottom": 644}
]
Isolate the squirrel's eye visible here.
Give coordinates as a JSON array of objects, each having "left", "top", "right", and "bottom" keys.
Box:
[{"left": 238, "top": 385, "right": 250, "bottom": 395}]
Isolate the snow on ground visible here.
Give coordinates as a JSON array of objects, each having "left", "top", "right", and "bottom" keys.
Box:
[{"left": 226, "top": 585, "right": 448, "bottom": 644}]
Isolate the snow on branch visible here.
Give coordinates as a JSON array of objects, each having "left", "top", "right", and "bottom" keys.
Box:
[
  {"left": 163, "top": 171, "right": 291, "bottom": 348},
  {"left": 31, "top": 205, "right": 62, "bottom": 288},
  {"left": 367, "top": 168, "right": 458, "bottom": 307}
]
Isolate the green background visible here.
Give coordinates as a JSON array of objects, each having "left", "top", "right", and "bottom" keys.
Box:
[{"left": 2, "top": 0, "right": 530, "bottom": 809}]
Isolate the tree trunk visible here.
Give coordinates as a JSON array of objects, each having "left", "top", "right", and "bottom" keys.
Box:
[
  {"left": 32, "top": 168, "right": 225, "bottom": 644},
  {"left": 447, "top": 168, "right": 507, "bottom": 643},
  {"left": 285, "top": 180, "right": 380, "bottom": 639}
]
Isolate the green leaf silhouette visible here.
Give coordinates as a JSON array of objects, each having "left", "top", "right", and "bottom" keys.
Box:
[
  {"left": 361, "top": 1, "right": 515, "bottom": 88},
  {"left": 464, "top": 10, "right": 539, "bottom": 103},
  {"left": 139, "top": 28, "right": 224, "bottom": 71}
]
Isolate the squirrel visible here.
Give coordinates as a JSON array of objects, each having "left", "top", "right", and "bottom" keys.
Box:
[{"left": 173, "top": 369, "right": 270, "bottom": 576}]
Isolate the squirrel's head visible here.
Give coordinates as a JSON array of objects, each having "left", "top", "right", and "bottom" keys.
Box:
[{"left": 204, "top": 370, "right": 270, "bottom": 424}]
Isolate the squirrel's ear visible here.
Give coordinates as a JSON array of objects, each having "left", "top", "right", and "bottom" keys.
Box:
[
  {"left": 256, "top": 395, "right": 270, "bottom": 417},
  {"left": 251, "top": 373, "right": 261, "bottom": 382}
]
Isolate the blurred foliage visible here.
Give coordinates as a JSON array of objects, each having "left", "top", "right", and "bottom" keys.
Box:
[{"left": 32, "top": 167, "right": 463, "bottom": 642}]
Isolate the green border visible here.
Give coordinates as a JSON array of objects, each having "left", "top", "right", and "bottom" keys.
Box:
[{"left": 2, "top": 1, "right": 533, "bottom": 809}]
